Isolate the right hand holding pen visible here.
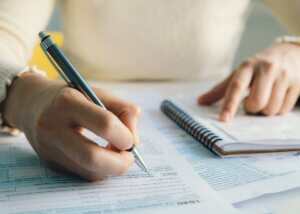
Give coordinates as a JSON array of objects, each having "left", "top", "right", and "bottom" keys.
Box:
[{"left": 3, "top": 73, "right": 141, "bottom": 181}]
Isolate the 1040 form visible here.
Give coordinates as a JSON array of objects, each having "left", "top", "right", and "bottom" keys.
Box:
[{"left": 0, "top": 121, "right": 236, "bottom": 214}]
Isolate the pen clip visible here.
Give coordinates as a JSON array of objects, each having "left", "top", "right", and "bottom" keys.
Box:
[{"left": 41, "top": 45, "right": 74, "bottom": 88}]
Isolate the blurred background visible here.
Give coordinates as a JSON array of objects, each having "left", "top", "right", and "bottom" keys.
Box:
[{"left": 45, "top": 0, "right": 287, "bottom": 68}]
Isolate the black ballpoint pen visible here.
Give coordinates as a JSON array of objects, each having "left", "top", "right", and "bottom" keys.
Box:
[{"left": 39, "top": 31, "right": 149, "bottom": 175}]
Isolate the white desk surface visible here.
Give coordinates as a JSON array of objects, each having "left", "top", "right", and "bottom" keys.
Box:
[{"left": 2, "top": 80, "right": 300, "bottom": 213}]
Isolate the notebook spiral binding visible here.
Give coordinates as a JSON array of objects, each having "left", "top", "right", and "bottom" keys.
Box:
[{"left": 161, "top": 100, "right": 223, "bottom": 154}]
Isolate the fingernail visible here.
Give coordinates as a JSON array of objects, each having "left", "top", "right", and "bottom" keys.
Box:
[{"left": 221, "top": 111, "right": 231, "bottom": 122}]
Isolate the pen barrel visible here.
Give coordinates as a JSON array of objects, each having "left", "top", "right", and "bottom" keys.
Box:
[
  {"left": 39, "top": 32, "right": 147, "bottom": 174},
  {"left": 46, "top": 45, "right": 106, "bottom": 108},
  {"left": 47, "top": 45, "right": 81, "bottom": 85}
]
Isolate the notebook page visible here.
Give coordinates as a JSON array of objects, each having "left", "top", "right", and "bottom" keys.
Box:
[
  {"left": 177, "top": 94, "right": 300, "bottom": 144},
  {"left": 0, "top": 123, "right": 236, "bottom": 213}
]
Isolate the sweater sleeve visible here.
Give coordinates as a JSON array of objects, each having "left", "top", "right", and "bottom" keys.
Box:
[
  {"left": 0, "top": 0, "right": 55, "bottom": 130},
  {"left": 263, "top": 0, "right": 300, "bottom": 35},
  {"left": 0, "top": 0, "right": 55, "bottom": 110}
]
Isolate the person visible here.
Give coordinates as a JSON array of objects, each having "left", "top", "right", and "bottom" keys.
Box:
[{"left": 0, "top": 0, "right": 300, "bottom": 180}]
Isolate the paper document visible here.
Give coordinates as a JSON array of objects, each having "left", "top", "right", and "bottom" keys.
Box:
[
  {"left": 180, "top": 94, "right": 300, "bottom": 143},
  {"left": 121, "top": 90, "right": 300, "bottom": 204},
  {"left": 155, "top": 122, "right": 300, "bottom": 203},
  {"left": 0, "top": 123, "right": 235, "bottom": 213}
]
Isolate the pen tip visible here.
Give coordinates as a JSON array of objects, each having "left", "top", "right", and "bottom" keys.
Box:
[{"left": 146, "top": 169, "right": 151, "bottom": 176}]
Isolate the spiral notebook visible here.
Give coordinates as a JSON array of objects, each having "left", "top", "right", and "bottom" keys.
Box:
[{"left": 161, "top": 99, "right": 300, "bottom": 156}]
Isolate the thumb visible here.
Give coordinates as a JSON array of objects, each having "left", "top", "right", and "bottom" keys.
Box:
[{"left": 198, "top": 74, "right": 232, "bottom": 105}]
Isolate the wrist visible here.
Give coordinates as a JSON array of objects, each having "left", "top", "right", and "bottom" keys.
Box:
[{"left": 2, "top": 73, "right": 49, "bottom": 131}]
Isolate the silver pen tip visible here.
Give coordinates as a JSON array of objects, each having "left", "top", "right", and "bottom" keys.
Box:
[{"left": 131, "top": 147, "right": 150, "bottom": 175}]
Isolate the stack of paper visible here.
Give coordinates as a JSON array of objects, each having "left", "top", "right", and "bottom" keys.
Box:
[
  {"left": 123, "top": 90, "right": 300, "bottom": 206},
  {"left": 0, "top": 123, "right": 236, "bottom": 213},
  {"left": 2, "top": 87, "right": 300, "bottom": 213}
]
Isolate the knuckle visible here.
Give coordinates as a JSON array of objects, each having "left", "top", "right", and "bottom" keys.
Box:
[
  {"left": 260, "top": 67, "right": 273, "bottom": 76},
  {"left": 280, "top": 69, "right": 289, "bottom": 80},
  {"left": 130, "top": 104, "right": 142, "bottom": 118},
  {"left": 54, "top": 88, "right": 78, "bottom": 109},
  {"left": 256, "top": 59, "right": 276, "bottom": 75},
  {"left": 84, "top": 150, "right": 100, "bottom": 170},
  {"left": 241, "top": 59, "right": 253, "bottom": 68},
  {"left": 100, "top": 113, "right": 117, "bottom": 135},
  {"left": 261, "top": 60, "right": 273, "bottom": 70},
  {"left": 230, "top": 80, "right": 243, "bottom": 92}
]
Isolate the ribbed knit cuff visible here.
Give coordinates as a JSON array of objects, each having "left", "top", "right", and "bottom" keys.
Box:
[{"left": 275, "top": 35, "right": 300, "bottom": 46}]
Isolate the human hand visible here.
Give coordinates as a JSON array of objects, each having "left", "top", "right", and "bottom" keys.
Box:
[
  {"left": 3, "top": 73, "right": 141, "bottom": 180},
  {"left": 198, "top": 42, "right": 300, "bottom": 122}
]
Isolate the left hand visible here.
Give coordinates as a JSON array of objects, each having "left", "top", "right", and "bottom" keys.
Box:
[{"left": 198, "top": 42, "right": 300, "bottom": 122}]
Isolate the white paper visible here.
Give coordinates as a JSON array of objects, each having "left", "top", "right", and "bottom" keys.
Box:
[
  {"left": 153, "top": 121, "right": 300, "bottom": 203},
  {"left": 178, "top": 94, "right": 300, "bottom": 143},
  {"left": 0, "top": 123, "right": 236, "bottom": 213},
  {"left": 120, "top": 90, "right": 300, "bottom": 204}
]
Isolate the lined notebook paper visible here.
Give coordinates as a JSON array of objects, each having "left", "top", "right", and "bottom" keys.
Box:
[{"left": 161, "top": 99, "right": 300, "bottom": 156}]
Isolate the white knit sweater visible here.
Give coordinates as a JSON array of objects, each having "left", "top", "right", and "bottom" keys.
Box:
[{"left": 0, "top": 0, "right": 300, "bottom": 106}]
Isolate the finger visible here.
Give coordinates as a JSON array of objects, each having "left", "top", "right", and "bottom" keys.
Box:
[
  {"left": 93, "top": 88, "right": 140, "bottom": 117},
  {"left": 93, "top": 88, "right": 141, "bottom": 146},
  {"left": 39, "top": 144, "right": 106, "bottom": 181},
  {"left": 262, "top": 78, "right": 289, "bottom": 116},
  {"left": 198, "top": 74, "right": 232, "bottom": 105},
  {"left": 220, "top": 65, "right": 253, "bottom": 122},
  {"left": 56, "top": 129, "right": 134, "bottom": 177},
  {"left": 244, "top": 62, "right": 277, "bottom": 114},
  {"left": 279, "top": 86, "right": 300, "bottom": 114},
  {"left": 68, "top": 98, "right": 134, "bottom": 151}
]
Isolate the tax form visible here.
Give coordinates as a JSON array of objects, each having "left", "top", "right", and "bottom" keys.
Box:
[
  {"left": 156, "top": 123, "right": 300, "bottom": 204},
  {"left": 0, "top": 123, "right": 236, "bottom": 213},
  {"left": 121, "top": 90, "right": 300, "bottom": 204}
]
